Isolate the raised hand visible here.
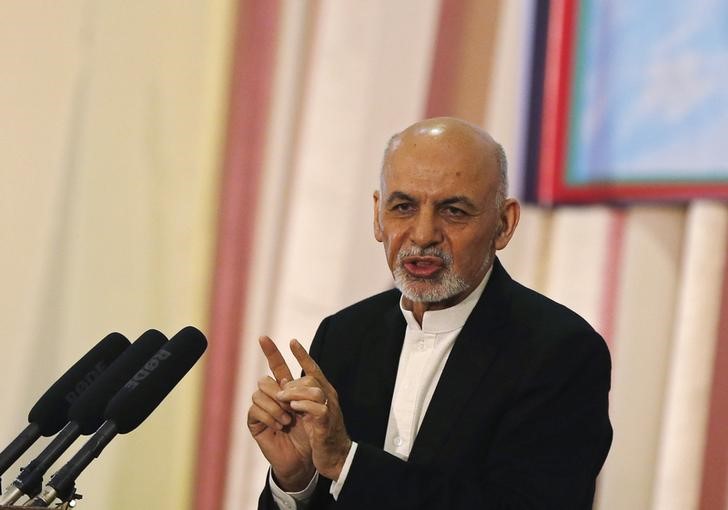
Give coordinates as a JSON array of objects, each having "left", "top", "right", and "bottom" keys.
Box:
[
  {"left": 276, "top": 339, "right": 353, "bottom": 481},
  {"left": 247, "top": 336, "right": 315, "bottom": 491}
]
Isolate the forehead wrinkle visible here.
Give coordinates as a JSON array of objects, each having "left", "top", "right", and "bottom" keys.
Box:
[{"left": 380, "top": 118, "right": 508, "bottom": 206}]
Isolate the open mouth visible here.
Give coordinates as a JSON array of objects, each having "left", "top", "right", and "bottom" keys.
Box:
[{"left": 402, "top": 256, "right": 444, "bottom": 278}]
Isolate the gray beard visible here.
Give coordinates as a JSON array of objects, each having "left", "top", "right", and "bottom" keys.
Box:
[{"left": 392, "top": 247, "right": 469, "bottom": 303}]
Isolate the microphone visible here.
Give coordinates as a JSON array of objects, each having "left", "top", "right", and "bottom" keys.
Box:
[
  {"left": 0, "top": 332, "right": 130, "bottom": 482},
  {"left": 27, "top": 326, "right": 207, "bottom": 507},
  {"left": 0, "top": 330, "right": 167, "bottom": 505}
]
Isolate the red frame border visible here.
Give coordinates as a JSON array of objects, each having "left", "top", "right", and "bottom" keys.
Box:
[{"left": 537, "top": 0, "right": 728, "bottom": 204}]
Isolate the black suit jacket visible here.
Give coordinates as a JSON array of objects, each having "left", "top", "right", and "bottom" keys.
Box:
[{"left": 260, "top": 258, "right": 612, "bottom": 509}]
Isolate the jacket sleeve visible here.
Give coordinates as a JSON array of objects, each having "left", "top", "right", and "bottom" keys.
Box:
[{"left": 334, "top": 330, "right": 612, "bottom": 510}]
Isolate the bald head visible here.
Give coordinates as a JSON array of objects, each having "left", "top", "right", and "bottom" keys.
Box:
[{"left": 381, "top": 117, "right": 508, "bottom": 209}]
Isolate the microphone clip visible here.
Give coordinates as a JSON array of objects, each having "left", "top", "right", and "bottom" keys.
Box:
[
  {"left": 55, "top": 484, "right": 82, "bottom": 506},
  {"left": 62, "top": 491, "right": 82, "bottom": 508}
]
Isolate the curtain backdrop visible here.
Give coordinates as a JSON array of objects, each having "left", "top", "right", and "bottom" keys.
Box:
[
  {"left": 2, "top": 2, "right": 727, "bottom": 510},
  {"left": 211, "top": 2, "right": 728, "bottom": 509}
]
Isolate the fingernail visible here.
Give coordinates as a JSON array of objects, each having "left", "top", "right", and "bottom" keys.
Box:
[
  {"left": 276, "top": 391, "right": 285, "bottom": 399},
  {"left": 281, "top": 414, "right": 291, "bottom": 424}
]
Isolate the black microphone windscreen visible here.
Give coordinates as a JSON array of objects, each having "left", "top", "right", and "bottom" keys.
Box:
[
  {"left": 68, "top": 330, "right": 167, "bottom": 435},
  {"left": 104, "top": 326, "right": 207, "bottom": 434},
  {"left": 27, "top": 333, "right": 130, "bottom": 436}
]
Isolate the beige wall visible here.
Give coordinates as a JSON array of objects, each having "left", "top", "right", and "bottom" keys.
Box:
[{"left": 0, "top": 1, "right": 234, "bottom": 507}]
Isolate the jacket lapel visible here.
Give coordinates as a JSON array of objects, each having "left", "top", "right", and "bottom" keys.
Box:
[
  {"left": 348, "top": 296, "right": 406, "bottom": 448},
  {"left": 408, "top": 258, "right": 513, "bottom": 465}
]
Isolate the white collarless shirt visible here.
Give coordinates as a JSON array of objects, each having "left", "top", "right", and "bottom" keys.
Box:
[
  {"left": 271, "top": 269, "right": 491, "bottom": 509},
  {"left": 384, "top": 268, "right": 491, "bottom": 461}
]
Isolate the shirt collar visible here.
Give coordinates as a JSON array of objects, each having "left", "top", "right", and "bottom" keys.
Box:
[{"left": 399, "top": 266, "right": 492, "bottom": 334}]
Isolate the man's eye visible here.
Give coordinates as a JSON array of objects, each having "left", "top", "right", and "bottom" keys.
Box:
[
  {"left": 393, "top": 203, "right": 414, "bottom": 213},
  {"left": 443, "top": 206, "right": 466, "bottom": 217}
]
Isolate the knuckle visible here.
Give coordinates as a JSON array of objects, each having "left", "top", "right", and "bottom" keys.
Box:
[
  {"left": 252, "top": 390, "right": 274, "bottom": 408},
  {"left": 247, "top": 406, "right": 261, "bottom": 423},
  {"left": 284, "top": 379, "right": 299, "bottom": 389}
]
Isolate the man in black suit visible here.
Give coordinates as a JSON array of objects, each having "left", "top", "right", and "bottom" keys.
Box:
[{"left": 248, "top": 117, "right": 612, "bottom": 509}]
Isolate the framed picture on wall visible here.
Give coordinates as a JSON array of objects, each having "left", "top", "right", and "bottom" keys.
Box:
[{"left": 529, "top": 0, "right": 728, "bottom": 204}]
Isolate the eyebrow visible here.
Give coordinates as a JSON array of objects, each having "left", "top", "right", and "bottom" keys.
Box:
[
  {"left": 437, "top": 195, "right": 477, "bottom": 210},
  {"left": 385, "top": 191, "right": 416, "bottom": 205},
  {"left": 385, "top": 192, "right": 478, "bottom": 210}
]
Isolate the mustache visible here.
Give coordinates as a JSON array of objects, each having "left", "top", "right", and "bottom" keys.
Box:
[{"left": 396, "top": 246, "right": 453, "bottom": 265}]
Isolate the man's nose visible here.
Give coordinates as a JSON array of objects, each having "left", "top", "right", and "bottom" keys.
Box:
[{"left": 410, "top": 209, "right": 442, "bottom": 247}]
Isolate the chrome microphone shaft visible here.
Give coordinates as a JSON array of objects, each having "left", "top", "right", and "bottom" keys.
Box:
[
  {"left": 0, "top": 484, "right": 24, "bottom": 505},
  {"left": 24, "top": 484, "right": 57, "bottom": 507}
]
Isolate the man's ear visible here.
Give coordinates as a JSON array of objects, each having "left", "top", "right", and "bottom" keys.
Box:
[
  {"left": 495, "top": 198, "right": 520, "bottom": 250},
  {"left": 373, "top": 190, "right": 383, "bottom": 242}
]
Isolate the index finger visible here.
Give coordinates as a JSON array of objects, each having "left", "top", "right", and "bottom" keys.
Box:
[
  {"left": 289, "top": 339, "right": 334, "bottom": 394},
  {"left": 259, "top": 336, "right": 293, "bottom": 383}
]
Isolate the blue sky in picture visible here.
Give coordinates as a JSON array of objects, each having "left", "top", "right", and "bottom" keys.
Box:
[{"left": 568, "top": 0, "right": 728, "bottom": 183}]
